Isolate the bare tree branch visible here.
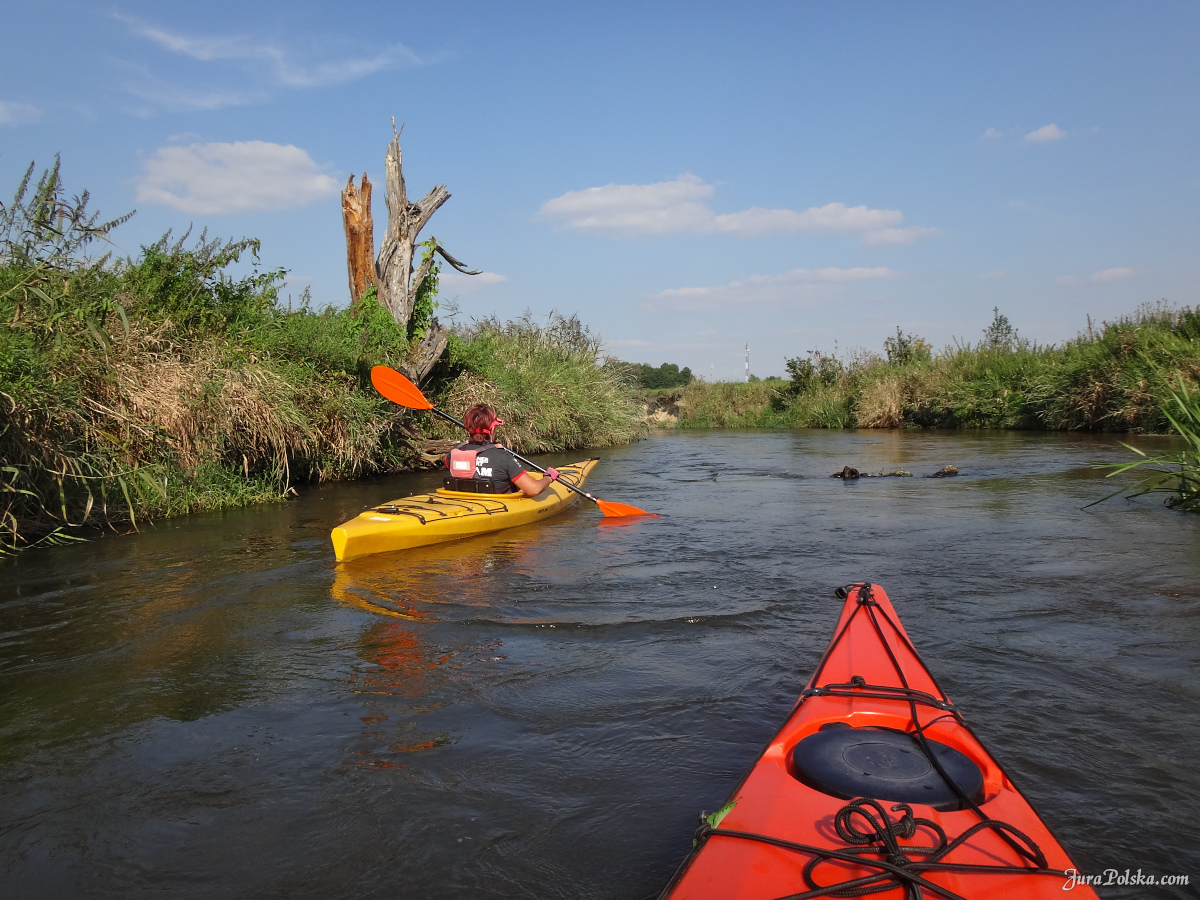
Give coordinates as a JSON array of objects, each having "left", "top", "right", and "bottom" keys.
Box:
[
  {"left": 409, "top": 236, "right": 483, "bottom": 300},
  {"left": 434, "top": 242, "right": 482, "bottom": 275}
]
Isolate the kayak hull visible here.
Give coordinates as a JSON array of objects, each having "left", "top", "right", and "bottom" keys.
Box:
[
  {"left": 331, "top": 458, "right": 599, "bottom": 561},
  {"left": 661, "top": 583, "right": 1098, "bottom": 900}
]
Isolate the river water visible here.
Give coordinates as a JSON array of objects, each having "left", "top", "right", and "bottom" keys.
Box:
[{"left": 2, "top": 430, "right": 1197, "bottom": 899}]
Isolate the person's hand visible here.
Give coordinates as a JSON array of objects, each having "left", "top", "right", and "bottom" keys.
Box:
[{"left": 545, "top": 467, "right": 560, "bottom": 481}]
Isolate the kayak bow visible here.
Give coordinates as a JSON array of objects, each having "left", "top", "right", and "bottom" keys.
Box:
[{"left": 660, "top": 582, "right": 1098, "bottom": 900}]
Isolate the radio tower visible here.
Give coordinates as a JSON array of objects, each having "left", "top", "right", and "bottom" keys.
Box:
[{"left": 745, "top": 342, "right": 750, "bottom": 382}]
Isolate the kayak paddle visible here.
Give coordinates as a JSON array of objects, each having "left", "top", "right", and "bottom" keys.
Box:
[{"left": 370, "top": 366, "right": 653, "bottom": 518}]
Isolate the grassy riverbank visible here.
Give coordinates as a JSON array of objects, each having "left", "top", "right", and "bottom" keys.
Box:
[
  {"left": 668, "top": 304, "right": 1200, "bottom": 432},
  {"left": 1, "top": 162, "right": 644, "bottom": 552}
]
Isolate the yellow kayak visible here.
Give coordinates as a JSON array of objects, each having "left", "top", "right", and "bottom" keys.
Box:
[{"left": 331, "top": 458, "right": 599, "bottom": 561}]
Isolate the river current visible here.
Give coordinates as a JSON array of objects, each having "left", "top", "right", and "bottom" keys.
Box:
[{"left": 2, "top": 430, "right": 1197, "bottom": 898}]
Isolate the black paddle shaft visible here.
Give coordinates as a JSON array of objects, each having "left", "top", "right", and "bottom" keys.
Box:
[{"left": 428, "top": 407, "right": 601, "bottom": 505}]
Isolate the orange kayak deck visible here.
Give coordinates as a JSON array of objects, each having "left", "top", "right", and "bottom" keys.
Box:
[{"left": 660, "top": 583, "right": 1097, "bottom": 900}]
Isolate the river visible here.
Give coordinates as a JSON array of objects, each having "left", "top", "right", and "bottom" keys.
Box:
[{"left": 1, "top": 430, "right": 1197, "bottom": 899}]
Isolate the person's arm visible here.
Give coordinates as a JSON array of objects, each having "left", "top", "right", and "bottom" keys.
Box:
[{"left": 511, "top": 467, "right": 560, "bottom": 497}]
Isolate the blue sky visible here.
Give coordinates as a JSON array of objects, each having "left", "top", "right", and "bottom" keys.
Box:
[{"left": 3, "top": 1, "right": 1198, "bottom": 378}]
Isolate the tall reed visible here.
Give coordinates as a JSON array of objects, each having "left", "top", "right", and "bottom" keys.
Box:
[{"left": 1093, "top": 375, "right": 1200, "bottom": 512}]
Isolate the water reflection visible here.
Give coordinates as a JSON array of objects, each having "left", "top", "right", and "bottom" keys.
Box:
[
  {"left": 330, "top": 529, "right": 539, "bottom": 620},
  {"left": 346, "top": 621, "right": 457, "bottom": 768}
]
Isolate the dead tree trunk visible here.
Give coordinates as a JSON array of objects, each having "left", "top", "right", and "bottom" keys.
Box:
[
  {"left": 402, "top": 324, "right": 451, "bottom": 385},
  {"left": 376, "top": 121, "right": 450, "bottom": 326},
  {"left": 341, "top": 174, "right": 375, "bottom": 306},
  {"left": 363, "top": 120, "right": 482, "bottom": 384}
]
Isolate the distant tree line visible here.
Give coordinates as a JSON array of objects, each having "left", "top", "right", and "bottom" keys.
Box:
[{"left": 628, "top": 361, "right": 694, "bottom": 389}]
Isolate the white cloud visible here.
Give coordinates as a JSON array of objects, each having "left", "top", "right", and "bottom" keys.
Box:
[
  {"left": 711, "top": 203, "right": 902, "bottom": 237},
  {"left": 539, "top": 174, "right": 715, "bottom": 235},
  {"left": 1056, "top": 267, "right": 1138, "bottom": 286},
  {"left": 440, "top": 270, "right": 507, "bottom": 294},
  {"left": 0, "top": 100, "right": 42, "bottom": 125},
  {"left": 136, "top": 141, "right": 339, "bottom": 214},
  {"left": 981, "top": 270, "right": 1009, "bottom": 281},
  {"left": 649, "top": 266, "right": 897, "bottom": 311},
  {"left": 981, "top": 127, "right": 1003, "bottom": 140},
  {"left": 125, "top": 81, "right": 266, "bottom": 113},
  {"left": 1090, "top": 267, "right": 1136, "bottom": 282},
  {"left": 861, "top": 226, "right": 943, "bottom": 246},
  {"left": 1025, "top": 123, "right": 1066, "bottom": 143},
  {"left": 117, "top": 14, "right": 423, "bottom": 87},
  {"left": 537, "top": 175, "right": 934, "bottom": 243},
  {"left": 112, "top": 14, "right": 428, "bottom": 112}
]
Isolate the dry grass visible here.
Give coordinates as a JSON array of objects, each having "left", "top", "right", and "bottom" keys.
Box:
[{"left": 855, "top": 375, "right": 903, "bottom": 428}]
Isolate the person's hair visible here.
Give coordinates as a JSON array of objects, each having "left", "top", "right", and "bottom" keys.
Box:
[{"left": 463, "top": 403, "right": 498, "bottom": 443}]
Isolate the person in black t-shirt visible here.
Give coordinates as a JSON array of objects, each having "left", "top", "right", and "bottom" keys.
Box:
[{"left": 444, "top": 403, "right": 560, "bottom": 496}]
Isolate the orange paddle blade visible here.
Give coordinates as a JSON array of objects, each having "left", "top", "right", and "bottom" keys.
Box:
[
  {"left": 595, "top": 499, "right": 656, "bottom": 518},
  {"left": 371, "top": 366, "right": 433, "bottom": 410}
]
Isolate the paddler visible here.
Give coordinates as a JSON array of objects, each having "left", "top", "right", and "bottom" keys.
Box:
[{"left": 443, "top": 403, "right": 561, "bottom": 496}]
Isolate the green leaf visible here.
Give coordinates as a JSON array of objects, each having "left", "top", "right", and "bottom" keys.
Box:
[
  {"left": 706, "top": 798, "right": 739, "bottom": 830},
  {"left": 693, "top": 797, "right": 740, "bottom": 847},
  {"left": 28, "top": 284, "right": 56, "bottom": 305},
  {"left": 114, "top": 300, "right": 130, "bottom": 337},
  {"left": 85, "top": 317, "right": 110, "bottom": 350},
  {"left": 116, "top": 474, "right": 138, "bottom": 530},
  {"left": 137, "top": 467, "right": 168, "bottom": 499}
]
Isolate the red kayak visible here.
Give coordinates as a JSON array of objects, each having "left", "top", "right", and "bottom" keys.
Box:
[{"left": 660, "top": 583, "right": 1098, "bottom": 899}]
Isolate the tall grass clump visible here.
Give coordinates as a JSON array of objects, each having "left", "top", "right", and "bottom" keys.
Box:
[
  {"left": 671, "top": 381, "right": 789, "bottom": 428},
  {"left": 427, "top": 312, "right": 648, "bottom": 453},
  {"left": 1093, "top": 375, "right": 1200, "bottom": 512}
]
